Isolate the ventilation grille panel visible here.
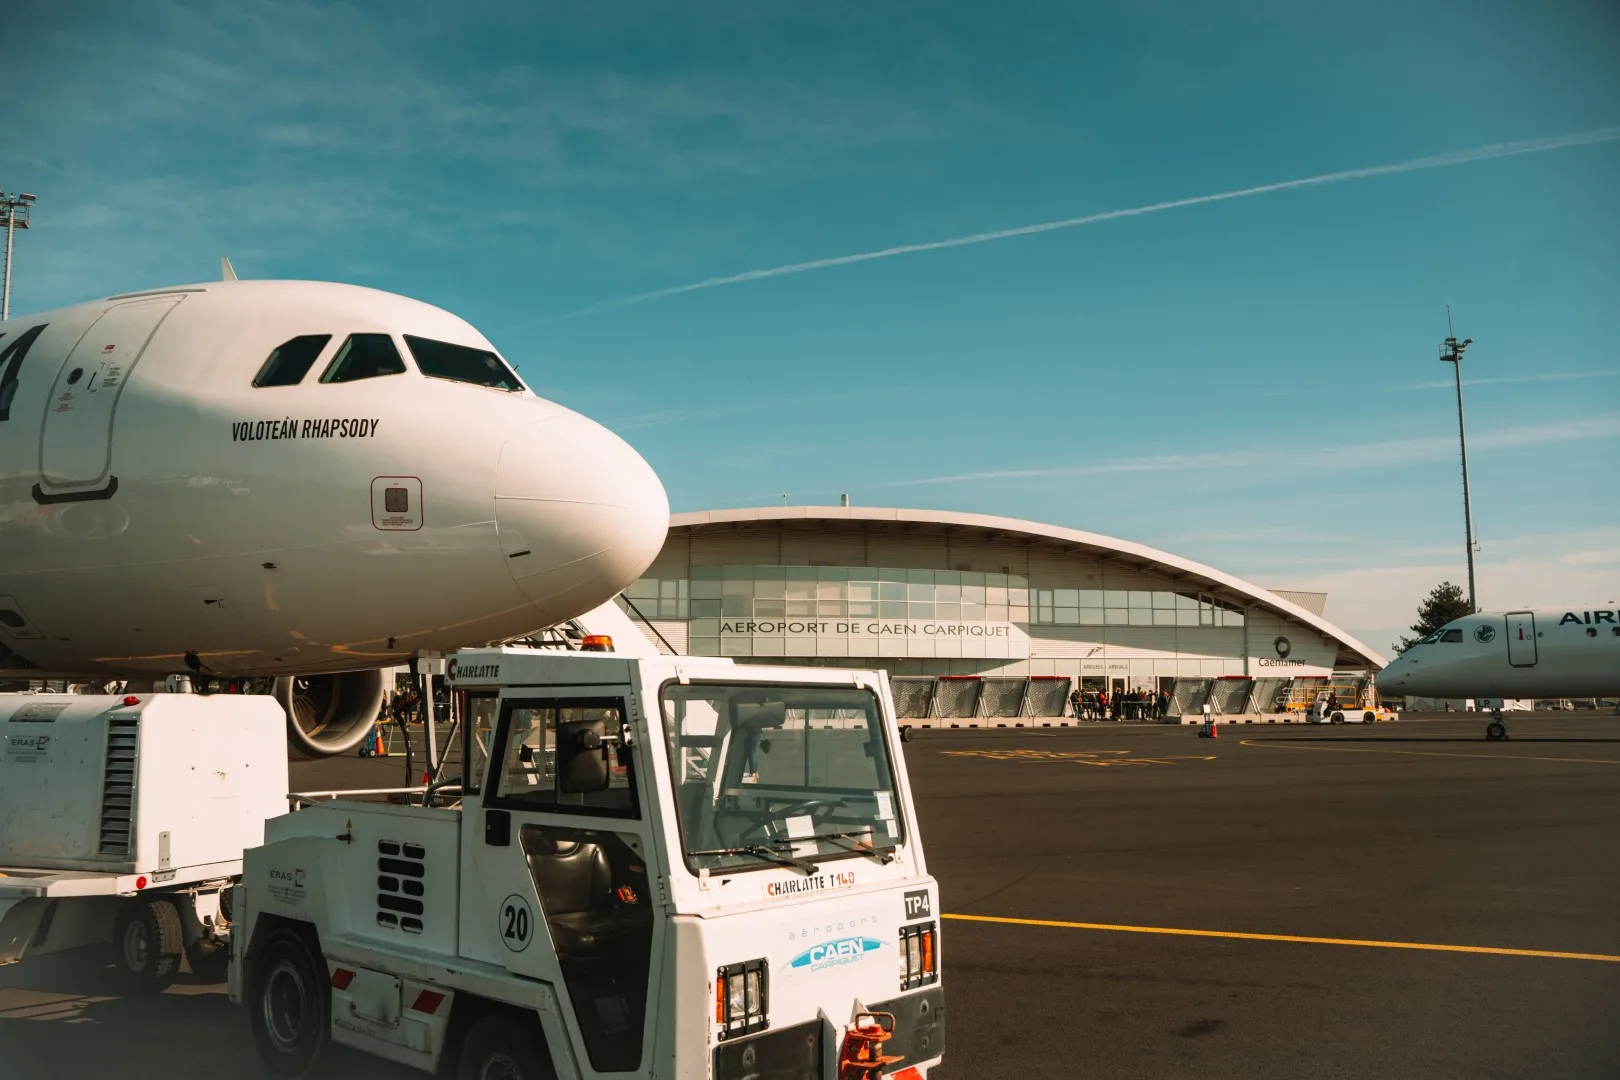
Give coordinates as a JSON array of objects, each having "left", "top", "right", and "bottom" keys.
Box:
[
  {"left": 99, "top": 716, "right": 140, "bottom": 855},
  {"left": 376, "top": 839, "right": 426, "bottom": 934}
]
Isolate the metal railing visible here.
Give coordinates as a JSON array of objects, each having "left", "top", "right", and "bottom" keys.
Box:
[{"left": 288, "top": 787, "right": 427, "bottom": 810}]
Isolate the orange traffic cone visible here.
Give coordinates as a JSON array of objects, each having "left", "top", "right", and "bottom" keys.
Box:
[{"left": 373, "top": 729, "right": 385, "bottom": 756}]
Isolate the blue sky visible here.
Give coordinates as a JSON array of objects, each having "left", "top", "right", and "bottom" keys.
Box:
[{"left": 11, "top": 0, "right": 1620, "bottom": 652}]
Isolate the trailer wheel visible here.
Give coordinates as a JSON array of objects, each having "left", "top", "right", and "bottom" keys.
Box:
[
  {"left": 250, "top": 928, "right": 331, "bottom": 1076},
  {"left": 458, "top": 1012, "right": 554, "bottom": 1080},
  {"left": 112, "top": 897, "right": 184, "bottom": 993}
]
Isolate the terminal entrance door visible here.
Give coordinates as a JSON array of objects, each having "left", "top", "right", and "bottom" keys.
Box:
[{"left": 1506, "top": 612, "right": 1538, "bottom": 667}]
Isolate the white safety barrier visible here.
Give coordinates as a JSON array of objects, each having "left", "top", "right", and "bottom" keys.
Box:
[{"left": 1171, "top": 712, "right": 1390, "bottom": 724}]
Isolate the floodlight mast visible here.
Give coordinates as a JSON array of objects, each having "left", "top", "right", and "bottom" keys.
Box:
[
  {"left": 0, "top": 191, "right": 36, "bottom": 323},
  {"left": 1439, "top": 327, "right": 1478, "bottom": 613}
]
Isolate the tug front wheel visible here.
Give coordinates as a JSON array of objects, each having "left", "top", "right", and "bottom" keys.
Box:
[{"left": 249, "top": 927, "right": 331, "bottom": 1077}]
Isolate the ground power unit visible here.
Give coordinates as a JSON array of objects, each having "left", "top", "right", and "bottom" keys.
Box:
[{"left": 0, "top": 692, "right": 287, "bottom": 988}]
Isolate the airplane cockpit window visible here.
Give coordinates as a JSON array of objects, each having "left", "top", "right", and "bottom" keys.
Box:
[
  {"left": 252, "top": 334, "right": 332, "bottom": 387},
  {"left": 320, "top": 333, "right": 408, "bottom": 384},
  {"left": 1439, "top": 629, "right": 1464, "bottom": 643},
  {"left": 404, "top": 336, "right": 525, "bottom": 391}
]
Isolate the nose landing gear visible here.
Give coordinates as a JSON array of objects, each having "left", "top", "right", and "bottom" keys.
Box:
[{"left": 1485, "top": 710, "right": 1508, "bottom": 741}]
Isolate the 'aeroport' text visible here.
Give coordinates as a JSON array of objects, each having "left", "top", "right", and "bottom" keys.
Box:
[{"left": 719, "top": 620, "right": 1014, "bottom": 637}]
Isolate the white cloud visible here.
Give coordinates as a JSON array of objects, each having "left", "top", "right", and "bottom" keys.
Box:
[
  {"left": 1563, "top": 549, "right": 1620, "bottom": 567},
  {"left": 1286, "top": 529, "right": 1620, "bottom": 651},
  {"left": 9, "top": 0, "right": 1002, "bottom": 311},
  {"left": 1390, "top": 370, "right": 1620, "bottom": 392},
  {"left": 551, "top": 125, "right": 1620, "bottom": 317},
  {"left": 865, "top": 413, "right": 1620, "bottom": 489}
]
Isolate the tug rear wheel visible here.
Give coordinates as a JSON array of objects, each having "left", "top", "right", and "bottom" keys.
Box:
[{"left": 458, "top": 1012, "right": 555, "bottom": 1080}]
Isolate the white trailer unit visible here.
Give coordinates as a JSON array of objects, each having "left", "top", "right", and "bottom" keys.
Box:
[
  {"left": 0, "top": 693, "right": 287, "bottom": 988},
  {"left": 233, "top": 647, "right": 944, "bottom": 1079}
]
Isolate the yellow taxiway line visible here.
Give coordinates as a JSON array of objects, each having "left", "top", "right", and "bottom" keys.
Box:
[
  {"left": 1236, "top": 738, "right": 1620, "bottom": 766},
  {"left": 942, "top": 913, "right": 1620, "bottom": 963}
]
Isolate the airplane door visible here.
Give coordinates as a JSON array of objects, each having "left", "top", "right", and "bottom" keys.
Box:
[
  {"left": 36, "top": 297, "right": 181, "bottom": 501},
  {"left": 1506, "top": 612, "right": 1537, "bottom": 667}
]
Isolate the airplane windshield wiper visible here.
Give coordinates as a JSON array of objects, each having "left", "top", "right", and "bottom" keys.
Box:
[
  {"left": 686, "top": 844, "right": 819, "bottom": 875},
  {"left": 811, "top": 829, "right": 897, "bottom": 865}
]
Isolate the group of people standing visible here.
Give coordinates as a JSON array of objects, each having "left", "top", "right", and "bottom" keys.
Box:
[{"left": 1069, "top": 686, "right": 1171, "bottom": 721}]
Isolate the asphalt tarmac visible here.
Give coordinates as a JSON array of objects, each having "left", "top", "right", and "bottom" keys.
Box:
[{"left": 3, "top": 715, "right": 1616, "bottom": 1078}]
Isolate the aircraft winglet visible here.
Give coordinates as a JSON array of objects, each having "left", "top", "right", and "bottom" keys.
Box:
[{"left": 221, "top": 256, "right": 238, "bottom": 281}]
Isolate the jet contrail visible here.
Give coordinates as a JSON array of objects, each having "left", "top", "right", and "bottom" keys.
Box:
[{"left": 555, "top": 125, "right": 1620, "bottom": 319}]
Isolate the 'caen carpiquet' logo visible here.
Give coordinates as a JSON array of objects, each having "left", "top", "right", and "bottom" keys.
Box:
[{"left": 788, "top": 936, "right": 883, "bottom": 972}]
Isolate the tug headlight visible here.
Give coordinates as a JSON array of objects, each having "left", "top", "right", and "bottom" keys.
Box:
[
  {"left": 899, "top": 922, "right": 938, "bottom": 990},
  {"left": 716, "top": 959, "right": 769, "bottom": 1039}
]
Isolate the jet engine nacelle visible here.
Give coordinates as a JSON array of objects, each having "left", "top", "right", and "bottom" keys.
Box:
[{"left": 274, "top": 669, "right": 386, "bottom": 760}]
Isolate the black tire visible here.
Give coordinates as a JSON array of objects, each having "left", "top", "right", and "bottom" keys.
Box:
[
  {"left": 458, "top": 1012, "right": 554, "bottom": 1080},
  {"left": 112, "top": 897, "right": 184, "bottom": 993},
  {"left": 1486, "top": 721, "right": 1507, "bottom": 741},
  {"left": 1330, "top": 711, "right": 1344, "bottom": 724},
  {"left": 1363, "top": 711, "right": 1376, "bottom": 724},
  {"left": 249, "top": 928, "right": 331, "bottom": 1077}
]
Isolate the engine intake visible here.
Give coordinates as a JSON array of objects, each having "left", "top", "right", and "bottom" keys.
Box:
[{"left": 275, "top": 669, "right": 386, "bottom": 760}]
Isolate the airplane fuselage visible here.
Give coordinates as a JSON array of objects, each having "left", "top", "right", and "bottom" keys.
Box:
[
  {"left": 0, "top": 280, "right": 667, "bottom": 679},
  {"left": 1375, "top": 607, "right": 1620, "bottom": 699}
]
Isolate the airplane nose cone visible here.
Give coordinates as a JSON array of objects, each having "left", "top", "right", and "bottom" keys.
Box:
[{"left": 495, "top": 413, "right": 669, "bottom": 624}]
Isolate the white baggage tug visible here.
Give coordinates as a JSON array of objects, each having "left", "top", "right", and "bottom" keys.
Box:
[{"left": 231, "top": 643, "right": 945, "bottom": 1079}]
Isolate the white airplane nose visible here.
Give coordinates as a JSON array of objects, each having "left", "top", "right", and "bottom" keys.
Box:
[{"left": 494, "top": 413, "right": 669, "bottom": 625}]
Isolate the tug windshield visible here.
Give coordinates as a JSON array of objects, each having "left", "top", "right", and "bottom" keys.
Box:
[{"left": 660, "top": 682, "right": 904, "bottom": 874}]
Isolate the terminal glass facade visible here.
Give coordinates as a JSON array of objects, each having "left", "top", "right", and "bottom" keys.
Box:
[
  {"left": 630, "top": 566, "right": 1031, "bottom": 657},
  {"left": 1031, "top": 589, "right": 1245, "bottom": 627},
  {"left": 626, "top": 569, "right": 1245, "bottom": 655}
]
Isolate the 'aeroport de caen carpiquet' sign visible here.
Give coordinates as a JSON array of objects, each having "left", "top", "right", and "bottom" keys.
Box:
[{"left": 713, "top": 619, "right": 1029, "bottom": 659}]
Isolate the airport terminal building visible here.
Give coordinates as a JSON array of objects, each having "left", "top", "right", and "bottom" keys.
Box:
[{"left": 620, "top": 507, "right": 1384, "bottom": 721}]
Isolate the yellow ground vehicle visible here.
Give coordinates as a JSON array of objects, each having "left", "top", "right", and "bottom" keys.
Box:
[{"left": 1284, "top": 680, "right": 1395, "bottom": 723}]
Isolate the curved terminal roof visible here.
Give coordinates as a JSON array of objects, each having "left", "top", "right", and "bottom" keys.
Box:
[{"left": 670, "top": 506, "right": 1385, "bottom": 670}]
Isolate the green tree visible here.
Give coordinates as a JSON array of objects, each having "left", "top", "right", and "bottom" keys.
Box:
[{"left": 1394, "top": 581, "right": 1473, "bottom": 653}]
